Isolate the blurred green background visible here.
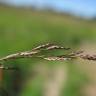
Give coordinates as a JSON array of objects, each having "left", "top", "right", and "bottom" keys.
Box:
[{"left": 0, "top": 2, "right": 96, "bottom": 96}]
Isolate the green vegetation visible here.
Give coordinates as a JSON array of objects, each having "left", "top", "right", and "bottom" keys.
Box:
[{"left": 0, "top": 5, "right": 95, "bottom": 96}]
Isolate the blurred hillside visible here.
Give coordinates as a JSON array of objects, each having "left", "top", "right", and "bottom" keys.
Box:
[
  {"left": 0, "top": 4, "right": 96, "bottom": 96},
  {"left": 0, "top": 4, "right": 96, "bottom": 53}
]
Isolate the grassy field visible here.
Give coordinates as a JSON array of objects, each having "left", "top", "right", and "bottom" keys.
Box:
[{"left": 0, "top": 5, "right": 96, "bottom": 96}]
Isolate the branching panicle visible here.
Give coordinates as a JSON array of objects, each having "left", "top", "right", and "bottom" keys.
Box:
[
  {"left": 0, "top": 43, "right": 96, "bottom": 63},
  {"left": 0, "top": 43, "right": 71, "bottom": 62}
]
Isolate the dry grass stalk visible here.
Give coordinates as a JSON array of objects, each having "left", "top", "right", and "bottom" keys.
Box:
[
  {"left": 0, "top": 43, "right": 70, "bottom": 62},
  {"left": 0, "top": 43, "right": 96, "bottom": 68}
]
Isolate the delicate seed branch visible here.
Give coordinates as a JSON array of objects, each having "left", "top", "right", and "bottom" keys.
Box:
[
  {"left": 80, "top": 54, "right": 96, "bottom": 61},
  {"left": 0, "top": 43, "right": 96, "bottom": 63},
  {"left": 43, "top": 56, "right": 72, "bottom": 61},
  {"left": 32, "top": 43, "right": 70, "bottom": 51},
  {"left": 32, "top": 43, "right": 53, "bottom": 51},
  {"left": 0, "top": 50, "right": 40, "bottom": 61},
  {"left": 0, "top": 43, "right": 70, "bottom": 62},
  {"left": 46, "top": 45, "right": 70, "bottom": 50}
]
